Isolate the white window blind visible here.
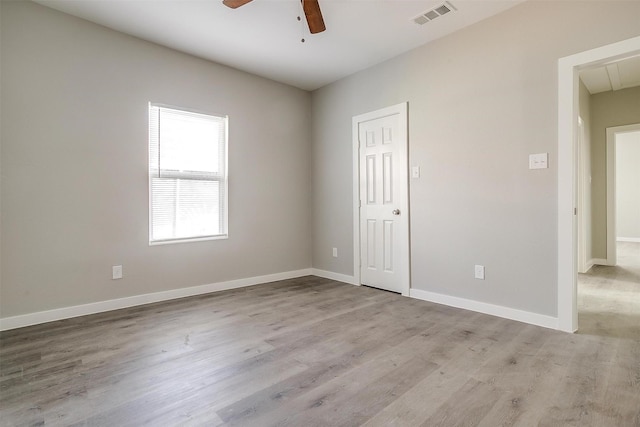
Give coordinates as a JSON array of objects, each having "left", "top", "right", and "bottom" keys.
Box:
[{"left": 149, "top": 104, "right": 228, "bottom": 244}]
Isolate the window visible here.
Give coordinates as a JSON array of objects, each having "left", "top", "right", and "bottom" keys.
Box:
[{"left": 148, "top": 104, "right": 228, "bottom": 244}]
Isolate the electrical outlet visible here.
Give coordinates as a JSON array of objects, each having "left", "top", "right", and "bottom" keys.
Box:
[
  {"left": 332, "top": 248, "right": 338, "bottom": 258},
  {"left": 474, "top": 265, "right": 485, "bottom": 280},
  {"left": 112, "top": 265, "right": 123, "bottom": 280}
]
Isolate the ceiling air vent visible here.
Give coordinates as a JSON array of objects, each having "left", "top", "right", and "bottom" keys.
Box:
[
  {"left": 414, "top": 15, "right": 429, "bottom": 25},
  {"left": 425, "top": 10, "right": 439, "bottom": 20},
  {"left": 412, "top": 2, "right": 457, "bottom": 25},
  {"left": 435, "top": 4, "right": 452, "bottom": 15}
]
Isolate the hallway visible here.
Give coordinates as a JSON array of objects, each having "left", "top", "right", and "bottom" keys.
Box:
[{"left": 578, "top": 242, "right": 640, "bottom": 339}]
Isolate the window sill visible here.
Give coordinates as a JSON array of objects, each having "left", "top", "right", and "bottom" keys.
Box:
[{"left": 149, "top": 234, "right": 228, "bottom": 246}]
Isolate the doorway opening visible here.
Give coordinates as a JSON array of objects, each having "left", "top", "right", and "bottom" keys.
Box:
[
  {"left": 558, "top": 36, "right": 640, "bottom": 333},
  {"left": 578, "top": 125, "right": 640, "bottom": 339},
  {"left": 605, "top": 125, "right": 640, "bottom": 266}
]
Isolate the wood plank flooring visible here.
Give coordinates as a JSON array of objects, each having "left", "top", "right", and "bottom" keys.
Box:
[
  {"left": 579, "top": 241, "right": 640, "bottom": 340},
  {"left": 1, "top": 276, "right": 639, "bottom": 426}
]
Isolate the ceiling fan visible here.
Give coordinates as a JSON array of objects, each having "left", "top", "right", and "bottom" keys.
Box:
[{"left": 222, "top": 0, "right": 326, "bottom": 34}]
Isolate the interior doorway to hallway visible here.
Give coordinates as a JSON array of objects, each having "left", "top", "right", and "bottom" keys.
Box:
[
  {"left": 577, "top": 126, "right": 640, "bottom": 338},
  {"left": 557, "top": 36, "right": 640, "bottom": 333}
]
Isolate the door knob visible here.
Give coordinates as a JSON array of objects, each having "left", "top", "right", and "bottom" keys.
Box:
[{"left": 392, "top": 209, "right": 401, "bottom": 215}]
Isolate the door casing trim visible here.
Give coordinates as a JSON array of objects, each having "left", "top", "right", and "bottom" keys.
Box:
[{"left": 557, "top": 36, "right": 640, "bottom": 333}]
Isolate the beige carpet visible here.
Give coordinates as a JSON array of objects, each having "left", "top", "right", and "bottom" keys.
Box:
[{"left": 578, "top": 241, "right": 640, "bottom": 339}]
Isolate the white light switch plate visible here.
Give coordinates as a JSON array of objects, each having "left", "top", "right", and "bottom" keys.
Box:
[
  {"left": 474, "top": 265, "right": 485, "bottom": 280},
  {"left": 112, "top": 265, "right": 123, "bottom": 280},
  {"left": 412, "top": 166, "right": 420, "bottom": 179},
  {"left": 529, "top": 153, "right": 548, "bottom": 169}
]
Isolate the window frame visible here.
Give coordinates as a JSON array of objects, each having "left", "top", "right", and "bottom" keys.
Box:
[{"left": 148, "top": 103, "right": 229, "bottom": 246}]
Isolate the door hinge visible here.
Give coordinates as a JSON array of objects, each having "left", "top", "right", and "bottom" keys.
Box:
[{"left": 574, "top": 208, "right": 577, "bottom": 215}]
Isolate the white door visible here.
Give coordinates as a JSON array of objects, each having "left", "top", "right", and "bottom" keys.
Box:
[{"left": 353, "top": 103, "right": 409, "bottom": 295}]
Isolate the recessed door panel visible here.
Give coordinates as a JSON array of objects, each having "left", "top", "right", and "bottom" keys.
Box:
[
  {"left": 383, "top": 152, "right": 393, "bottom": 204},
  {"left": 383, "top": 220, "right": 394, "bottom": 272},
  {"left": 366, "top": 130, "right": 376, "bottom": 147},
  {"left": 366, "top": 155, "right": 376, "bottom": 204},
  {"left": 367, "top": 219, "right": 377, "bottom": 270},
  {"left": 383, "top": 127, "right": 392, "bottom": 144}
]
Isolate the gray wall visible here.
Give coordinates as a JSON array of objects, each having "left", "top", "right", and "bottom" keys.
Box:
[
  {"left": 590, "top": 86, "right": 640, "bottom": 258},
  {"left": 616, "top": 131, "right": 640, "bottom": 240},
  {"left": 1, "top": 1, "right": 312, "bottom": 318},
  {"left": 311, "top": 1, "right": 640, "bottom": 316}
]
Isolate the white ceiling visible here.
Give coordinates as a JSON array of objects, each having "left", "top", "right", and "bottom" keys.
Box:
[
  {"left": 34, "top": 0, "right": 524, "bottom": 91},
  {"left": 580, "top": 55, "right": 640, "bottom": 95}
]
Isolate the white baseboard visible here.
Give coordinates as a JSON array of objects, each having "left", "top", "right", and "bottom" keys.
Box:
[
  {"left": 307, "top": 271, "right": 559, "bottom": 330},
  {"left": 580, "top": 258, "right": 604, "bottom": 273},
  {"left": 617, "top": 237, "right": 640, "bottom": 243},
  {"left": 0, "top": 269, "right": 565, "bottom": 332},
  {"left": 311, "top": 269, "right": 357, "bottom": 285},
  {"left": 409, "top": 288, "right": 558, "bottom": 330},
  {"left": 0, "top": 269, "right": 313, "bottom": 331},
  {"left": 581, "top": 260, "right": 595, "bottom": 274}
]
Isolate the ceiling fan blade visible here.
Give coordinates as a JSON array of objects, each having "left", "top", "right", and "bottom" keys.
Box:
[
  {"left": 222, "top": 0, "right": 253, "bottom": 9},
  {"left": 302, "top": 0, "right": 326, "bottom": 34}
]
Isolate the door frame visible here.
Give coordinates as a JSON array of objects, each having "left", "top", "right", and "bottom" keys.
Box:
[
  {"left": 576, "top": 116, "right": 587, "bottom": 274},
  {"left": 352, "top": 102, "right": 410, "bottom": 296},
  {"left": 606, "top": 123, "right": 640, "bottom": 265},
  {"left": 557, "top": 36, "right": 640, "bottom": 333}
]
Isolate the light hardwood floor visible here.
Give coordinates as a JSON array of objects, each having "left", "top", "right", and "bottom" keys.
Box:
[
  {"left": 1, "top": 275, "right": 639, "bottom": 426},
  {"left": 579, "top": 241, "right": 640, "bottom": 340}
]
